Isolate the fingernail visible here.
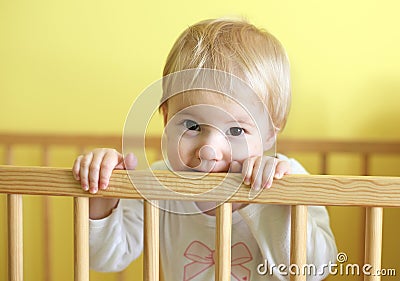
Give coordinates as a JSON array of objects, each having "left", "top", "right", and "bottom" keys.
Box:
[
  {"left": 82, "top": 184, "right": 88, "bottom": 191},
  {"left": 100, "top": 183, "right": 106, "bottom": 190}
]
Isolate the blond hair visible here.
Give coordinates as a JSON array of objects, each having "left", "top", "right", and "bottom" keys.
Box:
[{"left": 162, "top": 18, "right": 291, "bottom": 131}]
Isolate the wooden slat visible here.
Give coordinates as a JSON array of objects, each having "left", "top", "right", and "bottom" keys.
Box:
[
  {"left": 361, "top": 154, "right": 370, "bottom": 176},
  {"left": 8, "top": 194, "right": 23, "bottom": 281},
  {"left": 5, "top": 145, "right": 23, "bottom": 281},
  {"left": 215, "top": 203, "right": 232, "bottom": 281},
  {"left": 116, "top": 271, "right": 125, "bottom": 281},
  {"left": 290, "top": 205, "right": 307, "bottom": 281},
  {"left": 320, "top": 153, "right": 328, "bottom": 175},
  {"left": 42, "top": 145, "right": 52, "bottom": 281},
  {"left": 42, "top": 145, "right": 50, "bottom": 166},
  {"left": 5, "top": 144, "right": 13, "bottom": 165},
  {"left": 74, "top": 197, "right": 89, "bottom": 281},
  {"left": 42, "top": 196, "right": 52, "bottom": 281},
  {"left": 364, "top": 207, "right": 383, "bottom": 281},
  {"left": 1, "top": 166, "right": 400, "bottom": 207},
  {"left": 78, "top": 146, "right": 86, "bottom": 155},
  {"left": 144, "top": 200, "right": 159, "bottom": 281}
]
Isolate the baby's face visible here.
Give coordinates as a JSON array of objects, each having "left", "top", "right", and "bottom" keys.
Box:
[{"left": 162, "top": 91, "right": 274, "bottom": 172}]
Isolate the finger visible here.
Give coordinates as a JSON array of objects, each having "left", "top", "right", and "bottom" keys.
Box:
[
  {"left": 251, "top": 157, "right": 263, "bottom": 191},
  {"left": 242, "top": 157, "right": 255, "bottom": 185},
  {"left": 79, "top": 152, "right": 93, "bottom": 191},
  {"left": 274, "top": 160, "right": 291, "bottom": 179},
  {"left": 99, "top": 150, "right": 122, "bottom": 190},
  {"left": 88, "top": 150, "right": 107, "bottom": 194},
  {"left": 247, "top": 157, "right": 264, "bottom": 200},
  {"left": 229, "top": 160, "right": 242, "bottom": 173},
  {"left": 118, "top": 152, "right": 138, "bottom": 170},
  {"left": 72, "top": 155, "right": 83, "bottom": 180},
  {"left": 262, "top": 157, "right": 277, "bottom": 189}
]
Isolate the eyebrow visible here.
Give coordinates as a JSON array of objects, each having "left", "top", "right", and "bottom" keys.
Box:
[
  {"left": 227, "top": 117, "right": 256, "bottom": 127},
  {"left": 172, "top": 110, "right": 256, "bottom": 127},
  {"left": 172, "top": 112, "right": 194, "bottom": 119}
]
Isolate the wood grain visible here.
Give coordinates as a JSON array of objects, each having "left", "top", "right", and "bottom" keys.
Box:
[
  {"left": 290, "top": 205, "right": 307, "bottom": 281},
  {"left": 215, "top": 203, "right": 232, "bottom": 281},
  {"left": 144, "top": 200, "right": 159, "bottom": 281},
  {"left": 42, "top": 145, "right": 52, "bottom": 281},
  {"left": 74, "top": 197, "right": 89, "bottom": 281},
  {"left": 364, "top": 207, "right": 383, "bottom": 281},
  {"left": 8, "top": 194, "right": 23, "bottom": 281},
  {"left": 1, "top": 165, "right": 400, "bottom": 207}
]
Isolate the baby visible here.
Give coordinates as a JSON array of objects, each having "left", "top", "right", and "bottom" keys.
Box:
[{"left": 73, "top": 18, "right": 337, "bottom": 280}]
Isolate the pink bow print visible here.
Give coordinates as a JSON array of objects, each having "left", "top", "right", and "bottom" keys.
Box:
[{"left": 183, "top": 241, "right": 252, "bottom": 281}]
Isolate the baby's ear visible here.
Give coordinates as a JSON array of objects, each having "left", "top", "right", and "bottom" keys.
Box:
[{"left": 160, "top": 103, "right": 168, "bottom": 126}]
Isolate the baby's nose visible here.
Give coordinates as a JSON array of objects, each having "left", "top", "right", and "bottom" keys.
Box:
[{"left": 198, "top": 144, "right": 222, "bottom": 161}]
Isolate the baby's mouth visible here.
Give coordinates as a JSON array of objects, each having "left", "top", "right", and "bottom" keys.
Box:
[
  {"left": 190, "top": 160, "right": 229, "bottom": 173},
  {"left": 190, "top": 159, "right": 215, "bottom": 173}
]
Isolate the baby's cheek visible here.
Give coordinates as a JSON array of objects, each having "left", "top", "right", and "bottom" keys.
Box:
[
  {"left": 165, "top": 137, "right": 180, "bottom": 168},
  {"left": 166, "top": 137, "right": 193, "bottom": 170},
  {"left": 230, "top": 140, "right": 262, "bottom": 162}
]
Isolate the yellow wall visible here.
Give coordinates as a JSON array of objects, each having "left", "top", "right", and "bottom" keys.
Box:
[{"left": 1, "top": 0, "right": 400, "bottom": 280}]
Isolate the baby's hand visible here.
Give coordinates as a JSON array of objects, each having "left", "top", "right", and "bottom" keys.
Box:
[
  {"left": 242, "top": 156, "right": 291, "bottom": 191},
  {"left": 72, "top": 148, "right": 137, "bottom": 194}
]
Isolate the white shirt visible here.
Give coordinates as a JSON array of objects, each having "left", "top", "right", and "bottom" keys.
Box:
[{"left": 89, "top": 155, "right": 337, "bottom": 280}]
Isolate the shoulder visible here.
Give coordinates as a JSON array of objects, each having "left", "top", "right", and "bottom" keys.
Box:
[{"left": 277, "top": 153, "right": 309, "bottom": 174}]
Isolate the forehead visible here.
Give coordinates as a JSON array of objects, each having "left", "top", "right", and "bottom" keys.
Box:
[{"left": 166, "top": 91, "right": 253, "bottom": 119}]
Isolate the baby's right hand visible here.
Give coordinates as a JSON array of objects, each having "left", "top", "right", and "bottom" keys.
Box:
[{"left": 72, "top": 148, "right": 137, "bottom": 194}]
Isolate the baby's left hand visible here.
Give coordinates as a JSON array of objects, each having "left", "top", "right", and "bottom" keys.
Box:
[{"left": 242, "top": 156, "right": 291, "bottom": 191}]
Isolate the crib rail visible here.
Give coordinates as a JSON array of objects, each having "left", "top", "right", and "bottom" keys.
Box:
[
  {"left": 1, "top": 166, "right": 400, "bottom": 206},
  {"left": 2, "top": 133, "right": 400, "bottom": 281},
  {"left": 0, "top": 165, "right": 400, "bottom": 207},
  {"left": 1, "top": 165, "right": 399, "bottom": 281}
]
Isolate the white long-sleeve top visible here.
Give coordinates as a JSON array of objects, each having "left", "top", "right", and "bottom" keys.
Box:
[{"left": 89, "top": 155, "right": 337, "bottom": 280}]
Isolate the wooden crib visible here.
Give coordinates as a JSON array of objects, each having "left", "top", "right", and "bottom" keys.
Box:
[{"left": 1, "top": 133, "right": 400, "bottom": 281}]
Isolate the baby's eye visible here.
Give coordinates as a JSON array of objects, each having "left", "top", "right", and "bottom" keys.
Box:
[
  {"left": 227, "top": 127, "right": 244, "bottom": 136},
  {"left": 183, "top": 120, "right": 200, "bottom": 131}
]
